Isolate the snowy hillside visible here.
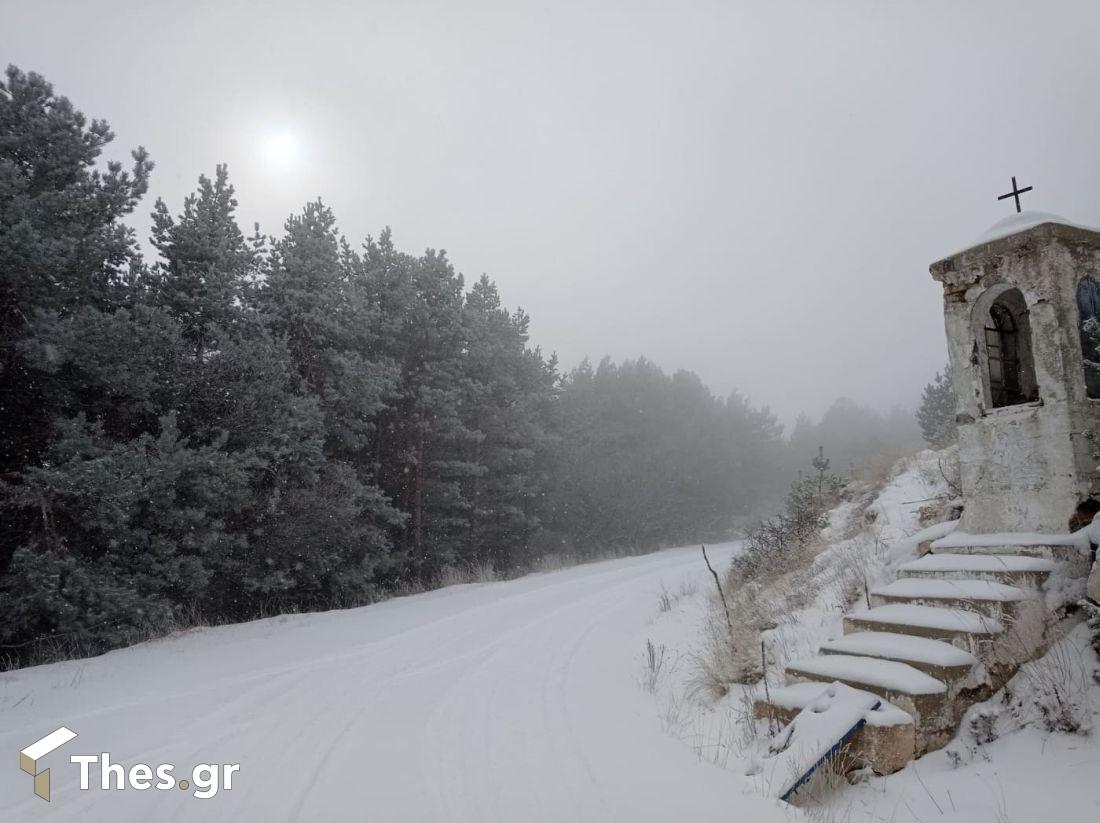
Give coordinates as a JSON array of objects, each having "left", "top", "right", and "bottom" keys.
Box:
[
  {"left": 0, "top": 546, "right": 802, "bottom": 822},
  {"left": 645, "top": 450, "right": 1100, "bottom": 820}
]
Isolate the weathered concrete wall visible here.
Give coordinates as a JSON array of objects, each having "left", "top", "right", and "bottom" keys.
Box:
[
  {"left": 953, "top": 404, "right": 1079, "bottom": 533},
  {"left": 930, "top": 222, "right": 1100, "bottom": 534}
]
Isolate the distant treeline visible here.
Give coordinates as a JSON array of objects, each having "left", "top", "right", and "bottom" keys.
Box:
[{"left": 0, "top": 66, "right": 918, "bottom": 661}]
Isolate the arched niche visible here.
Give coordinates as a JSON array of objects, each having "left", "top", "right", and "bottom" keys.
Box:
[{"left": 971, "top": 285, "right": 1038, "bottom": 409}]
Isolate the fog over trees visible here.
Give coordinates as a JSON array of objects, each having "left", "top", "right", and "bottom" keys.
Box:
[{"left": 0, "top": 67, "right": 919, "bottom": 661}]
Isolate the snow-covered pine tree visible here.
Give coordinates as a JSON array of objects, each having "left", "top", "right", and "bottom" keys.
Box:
[
  {"left": 0, "top": 65, "right": 152, "bottom": 506},
  {"left": 149, "top": 164, "right": 254, "bottom": 358},
  {"left": 459, "top": 275, "right": 557, "bottom": 571},
  {"left": 255, "top": 201, "right": 402, "bottom": 599},
  {"left": 360, "top": 233, "right": 479, "bottom": 574}
]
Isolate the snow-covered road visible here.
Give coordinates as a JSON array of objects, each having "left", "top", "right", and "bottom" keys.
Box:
[{"left": 0, "top": 544, "right": 796, "bottom": 822}]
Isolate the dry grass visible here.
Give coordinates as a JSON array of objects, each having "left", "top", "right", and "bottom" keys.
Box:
[
  {"left": 641, "top": 638, "right": 671, "bottom": 693},
  {"left": 781, "top": 747, "right": 855, "bottom": 808},
  {"left": 689, "top": 604, "right": 764, "bottom": 699},
  {"left": 691, "top": 531, "right": 840, "bottom": 698},
  {"left": 436, "top": 561, "right": 500, "bottom": 587},
  {"left": 657, "top": 583, "right": 676, "bottom": 613},
  {"left": 852, "top": 447, "right": 917, "bottom": 489}
]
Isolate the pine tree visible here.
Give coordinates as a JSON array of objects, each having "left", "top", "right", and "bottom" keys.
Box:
[
  {"left": 0, "top": 65, "right": 153, "bottom": 493},
  {"left": 0, "top": 66, "right": 153, "bottom": 319},
  {"left": 256, "top": 201, "right": 401, "bottom": 596},
  {"left": 148, "top": 175, "right": 347, "bottom": 614},
  {"left": 362, "top": 233, "right": 479, "bottom": 574},
  {"left": 263, "top": 201, "right": 398, "bottom": 460},
  {"left": 459, "top": 275, "right": 557, "bottom": 569},
  {"left": 917, "top": 364, "right": 958, "bottom": 448},
  {"left": 0, "top": 65, "right": 158, "bottom": 635},
  {"left": 149, "top": 164, "right": 253, "bottom": 357}
]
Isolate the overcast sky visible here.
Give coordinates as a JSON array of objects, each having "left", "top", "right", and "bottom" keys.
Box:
[{"left": 5, "top": 0, "right": 1100, "bottom": 424}]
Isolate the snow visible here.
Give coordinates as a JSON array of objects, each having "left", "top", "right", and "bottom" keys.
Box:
[
  {"left": 848, "top": 603, "right": 1003, "bottom": 634},
  {"left": 787, "top": 654, "right": 946, "bottom": 695},
  {"left": 820, "top": 632, "right": 976, "bottom": 668},
  {"left": 766, "top": 682, "right": 845, "bottom": 711},
  {"left": 894, "top": 518, "right": 960, "bottom": 554},
  {"left": 749, "top": 682, "right": 880, "bottom": 800},
  {"left": 922, "top": 535, "right": 1089, "bottom": 613},
  {"left": 966, "top": 210, "right": 1093, "bottom": 249},
  {"left": 815, "top": 623, "right": 1100, "bottom": 822},
  {"left": 872, "top": 577, "right": 1034, "bottom": 602},
  {"left": 932, "top": 529, "right": 1092, "bottom": 554},
  {"left": 0, "top": 544, "right": 798, "bottom": 822},
  {"left": 902, "top": 553, "right": 1055, "bottom": 573},
  {"left": 862, "top": 702, "right": 918, "bottom": 728},
  {"left": 642, "top": 449, "right": 1099, "bottom": 820},
  {"left": 764, "top": 683, "right": 911, "bottom": 727}
]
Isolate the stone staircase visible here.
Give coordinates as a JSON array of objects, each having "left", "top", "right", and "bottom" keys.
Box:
[{"left": 752, "top": 540, "right": 1077, "bottom": 775}]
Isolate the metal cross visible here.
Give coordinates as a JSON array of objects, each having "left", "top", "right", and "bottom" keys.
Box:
[{"left": 997, "top": 176, "right": 1033, "bottom": 213}]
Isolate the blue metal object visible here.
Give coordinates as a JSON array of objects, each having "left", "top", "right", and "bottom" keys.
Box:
[{"left": 779, "top": 699, "right": 881, "bottom": 802}]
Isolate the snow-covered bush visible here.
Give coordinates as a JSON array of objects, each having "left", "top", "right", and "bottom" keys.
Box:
[{"left": 1002, "top": 629, "right": 1095, "bottom": 735}]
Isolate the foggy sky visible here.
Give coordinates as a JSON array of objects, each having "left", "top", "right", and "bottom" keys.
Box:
[{"left": 6, "top": 0, "right": 1100, "bottom": 425}]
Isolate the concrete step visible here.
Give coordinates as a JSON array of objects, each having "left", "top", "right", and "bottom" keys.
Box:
[
  {"left": 752, "top": 682, "right": 915, "bottom": 775},
  {"left": 819, "top": 631, "right": 976, "bottom": 683},
  {"left": 898, "top": 553, "right": 1054, "bottom": 588},
  {"left": 928, "top": 540, "right": 1090, "bottom": 575},
  {"left": 784, "top": 654, "right": 950, "bottom": 751},
  {"left": 869, "top": 578, "right": 1036, "bottom": 620},
  {"left": 754, "top": 682, "right": 909, "bottom": 724},
  {"left": 844, "top": 604, "right": 1002, "bottom": 654},
  {"left": 786, "top": 654, "right": 945, "bottom": 696}
]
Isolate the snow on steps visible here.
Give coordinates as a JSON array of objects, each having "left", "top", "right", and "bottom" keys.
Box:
[
  {"left": 898, "top": 553, "right": 1055, "bottom": 587},
  {"left": 750, "top": 683, "right": 917, "bottom": 796},
  {"left": 785, "top": 653, "right": 953, "bottom": 750},
  {"left": 844, "top": 603, "right": 1002, "bottom": 649},
  {"left": 930, "top": 530, "right": 1089, "bottom": 552},
  {"left": 929, "top": 532, "right": 1091, "bottom": 574},
  {"left": 751, "top": 682, "right": 882, "bottom": 801},
  {"left": 819, "top": 631, "right": 976, "bottom": 679},
  {"left": 755, "top": 522, "right": 1089, "bottom": 793},
  {"left": 872, "top": 578, "right": 1033, "bottom": 602},
  {"left": 785, "top": 654, "right": 946, "bottom": 695},
  {"left": 759, "top": 682, "right": 912, "bottom": 727},
  {"left": 870, "top": 578, "right": 1036, "bottom": 619}
]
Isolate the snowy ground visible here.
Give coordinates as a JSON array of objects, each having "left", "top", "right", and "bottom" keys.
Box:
[
  {"left": 0, "top": 544, "right": 803, "bottom": 822},
  {"left": 648, "top": 451, "right": 1100, "bottom": 821},
  {"left": 824, "top": 621, "right": 1100, "bottom": 823}
]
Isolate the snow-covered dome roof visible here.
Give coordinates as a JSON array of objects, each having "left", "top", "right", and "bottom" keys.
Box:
[{"left": 973, "top": 210, "right": 1082, "bottom": 245}]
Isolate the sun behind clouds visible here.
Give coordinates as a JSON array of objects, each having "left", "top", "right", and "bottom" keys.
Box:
[{"left": 258, "top": 128, "right": 302, "bottom": 173}]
